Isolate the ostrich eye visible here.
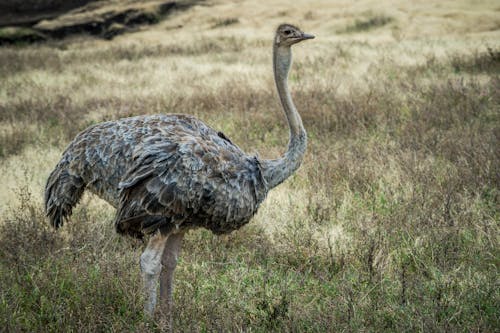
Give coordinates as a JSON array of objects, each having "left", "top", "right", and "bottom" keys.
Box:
[{"left": 283, "top": 29, "right": 292, "bottom": 35}]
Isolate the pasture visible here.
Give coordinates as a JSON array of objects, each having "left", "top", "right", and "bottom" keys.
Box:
[{"left": 0, "top": 0, "right": 498, "bottom": 331}]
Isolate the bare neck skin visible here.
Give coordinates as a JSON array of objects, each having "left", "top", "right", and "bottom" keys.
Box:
[{"left": 261, "top": 40, "right": 307, "bottom": 189}]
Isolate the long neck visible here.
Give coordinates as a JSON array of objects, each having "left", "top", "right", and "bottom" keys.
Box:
[{"left": 261, "top": 42, "right": 307, "bottom": 189}]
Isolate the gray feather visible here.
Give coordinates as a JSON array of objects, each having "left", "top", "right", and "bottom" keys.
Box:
[{"left": 45, "top": 114, "right": 268, "bottom": 238}]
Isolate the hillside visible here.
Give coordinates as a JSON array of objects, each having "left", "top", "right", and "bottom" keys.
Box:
[{"left": 0, "top": 0, "right": 200, "bottom": 43}]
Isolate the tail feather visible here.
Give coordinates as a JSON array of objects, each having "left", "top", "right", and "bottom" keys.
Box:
[{"left": 44, "top": 163, "right": 85, "bottom": 228}]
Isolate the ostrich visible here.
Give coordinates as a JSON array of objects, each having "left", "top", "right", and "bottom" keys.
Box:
[{"left": 45, "top": 24, "right": 314, "bottom": 326}]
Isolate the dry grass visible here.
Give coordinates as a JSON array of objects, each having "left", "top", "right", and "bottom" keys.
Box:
[{"left": 0, "top": 0, "right": 499, "bottom": 331}]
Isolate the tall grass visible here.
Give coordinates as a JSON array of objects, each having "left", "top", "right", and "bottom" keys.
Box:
[{"left": 0, "top": 21, "right": 499, "bottom": 332}]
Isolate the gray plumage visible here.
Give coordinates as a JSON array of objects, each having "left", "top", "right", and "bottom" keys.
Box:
[
  {"left": 45, "top": 24, "right": 312, "bottom": 240},
  {"left": 45, "top": 114, "right": 268, "bottom": 237},
  {"left": 44, "top": 23, "right": 314, "bottom": 326}
]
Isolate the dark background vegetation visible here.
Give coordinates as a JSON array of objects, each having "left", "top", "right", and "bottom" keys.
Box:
[{"left": 0, "top": 0, "right": 96, "bottom": 26}]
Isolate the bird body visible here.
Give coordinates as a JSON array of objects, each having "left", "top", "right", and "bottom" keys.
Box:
[
  {"left": 44, "top": 23, "right": 314, "bottom": 329},
  {"left": 45, "top": 114, "right": 268, "bottom": 238}
]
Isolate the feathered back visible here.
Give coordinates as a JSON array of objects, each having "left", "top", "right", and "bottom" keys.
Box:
[{"left": 114, "top": 117, "right": 268, "bottom": 236}]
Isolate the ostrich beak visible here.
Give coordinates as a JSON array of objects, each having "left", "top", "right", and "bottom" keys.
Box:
[{"left": 301, "top": 33, "right": 315, "bottom": 40}]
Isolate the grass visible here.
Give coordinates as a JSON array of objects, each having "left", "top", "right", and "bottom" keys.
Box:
[
  {"left": 340, "top": 13, "right": 394, "bottom": 33},
  {"left": 0, "top": 0, "right": 499, "bottom": 331},
  {"left": 211, "top": 18, "right": 240, "bottom": 29}
]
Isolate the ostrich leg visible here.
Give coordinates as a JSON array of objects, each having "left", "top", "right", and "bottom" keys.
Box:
[
  {"left": 140, "top": 232, "right": 169, "bottom": 316},
  {"left": 159, "top": 231, "right": 185, "bottom": 329}
]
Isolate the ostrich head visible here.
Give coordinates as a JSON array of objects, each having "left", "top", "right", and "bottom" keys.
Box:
[{"left": 275, "top": 23, "right": 315, "bottom": 47}]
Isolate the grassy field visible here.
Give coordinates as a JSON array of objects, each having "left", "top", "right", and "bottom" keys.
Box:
[{"left": 0, "top": 0, "right": 499, "bottom": 331}]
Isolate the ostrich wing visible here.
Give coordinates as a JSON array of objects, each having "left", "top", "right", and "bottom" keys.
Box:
[{"left": 114, "top": 130, "right": 267, "bottom": 237}]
